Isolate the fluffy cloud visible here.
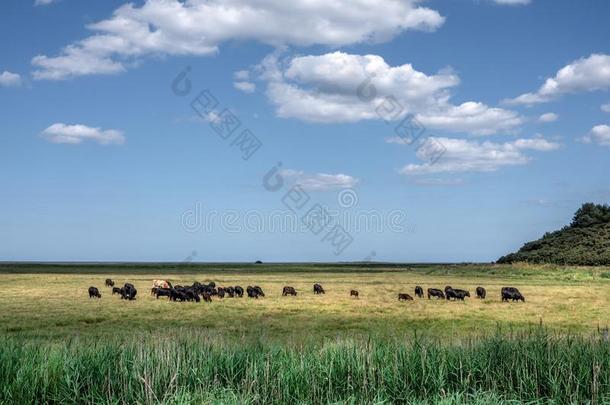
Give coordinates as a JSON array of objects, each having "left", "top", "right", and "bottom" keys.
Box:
[
  {"left": 581, "top": 124, "right": 610, "bottom": 147},
  {"left": 280, "top": 169, "right": 359, "bottom": 191},
  {"left": 416, "top": 102, "right": 522, "bottom": 135},
  {"left": 32, "top": 0, "right": 444, "bottom": 80},
  {"left": 41, "top": 123, "right": 125, "bottom": 145},
  {"left": 233, "top": 70, "right": 256, "bottom": 93},
  {"left": 493, "top": 0, "right": 531, "bottom": 5},
  {"left": 34, "top": 0, "right": 57, "bottom": 5},
  {"left": 538, "top": 112, "right": 558, "bottom": 123},
  {"left": 259, "top": 51, "right": 522, "bottom": 134},
  {"left": 394, "top": 136, "right": 560, "bottom": 175},
  {"left": 234, "top": 81, "right": 256, "bottom": 93},
  {"left": 601, "top": 103, "right": 610, "bottom": 113},
  {"left": 506, "top": 54, "right": 610, "bottom": 105},
  {"left": 0, "top": 71, "right": 22, "bottom": 87}
]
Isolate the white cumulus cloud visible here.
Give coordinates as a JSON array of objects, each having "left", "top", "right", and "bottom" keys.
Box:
[
  {"left": 233, "top": 70, "right": 256, "bottom": 93},
  {"left": 41, "top": 123, "right": 125, "bottom": 145},
  {"left": 416, "top": 101, "right": 522, "bottom": 136},
  {"left": 31, "top": 0, "right": 444, "bottom": 80},
  {"left": 34, "top": 0, "right": 58, "bottom": 5},
  {"left": 601, "top": 103, "right": 610, "bottom": 113},
  {"left": 280, "top": 169, "right": 359, "bottom": 191},
  {"left": 506, "top": 54, "right": 610, "bottom": 105},
  {"left": 581, "top": 124, "right": 610, "bottom": 147},
  {"left": 393, "top": 136, "right": 560, "bottom": 175},
  {"left": 493, "top": 0, "right": 531, "bottom": 5},
  {"left": 234, "top": 81, "right": 256, "bottom": 93},
  {"left": 0, "top": 71, "right": 22, "bottom": 87},
  {"left": 538, "top": 112, "right": 558, "bottom": 123},
  {"left": 258, "top": 51, "right": 522, "bottom": 135}
]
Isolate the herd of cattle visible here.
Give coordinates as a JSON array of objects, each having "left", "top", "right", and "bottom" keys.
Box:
[{"left": 88, "top": 280, "right": 525, "bottom": 303}]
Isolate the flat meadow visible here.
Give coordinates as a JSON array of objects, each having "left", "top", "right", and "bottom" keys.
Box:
[
  {"left": 1, "top": 262, "right": 610, "bottom": 403},
  {"left": 1, "top": 262, "right": 609, "bottom": 341}
]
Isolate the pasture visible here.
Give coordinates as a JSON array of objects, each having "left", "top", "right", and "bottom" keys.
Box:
[
  {"left": 2, "top": 262, "right": 610, "bottom": 403},
  {"left": 2, "top": 262, "right": 610, "bottom": 341}
]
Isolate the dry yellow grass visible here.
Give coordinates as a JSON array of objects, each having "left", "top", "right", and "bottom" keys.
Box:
[{"left": 2, "top": 264, "right": 609, "bottom": 342}]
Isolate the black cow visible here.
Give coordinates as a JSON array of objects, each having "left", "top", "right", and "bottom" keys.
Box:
[
  {"left": 398, "top": 293, "right": 413, "bottom": 301},
  {"left": 254, "top": 286, "right": 265, "bottom": 297},
  {"left": 427, "top": 288, "right": 445, "bottom": 299},
  {"left": 282, "top": 286, "right": 297, "bottom": 296},
  {"left": 313, "top": 284, "right": 325, "bottom": 294},
  {"left": 121, "top": 283, "right": 137, "bottom": 300},
  {"left": 414, "top": 286, "right": 424, "bottom": 298},
  {"left": 170, "top": 289, "right": 186, "bottom": 302},
  {"left": 201, "top": 292, "right": 212, "bottom": 302},
  {"left": 226, "top": 287, "right": 235, "bottom": 297},
  {"left": 247, "top": 286, "right": 259, "bottom": 299},
  {"left": 105, "top": 279, "right": 115, "bottom": 287},
  {"left": 350, "top": 290, "right": 359, "bottom": 298},
  {"left": 184, "top": 290, "right": 200, "bottom": 302},
  {"left": 476, "top": 286, "right": 486, "bottom": 299},
  {"left": 234, "top": 286, "right": 244, "bottom": 297},
  {"left": 154, "top": 288, "right": 172, "bottom": 299},
  {"left": 447, "top": 288, "right": 470, "bottom": 301},
  {"left": 217, "top": 287, "right": 226, "bottom": 298},
  {"left": 444, "top": 286, "right": 453, "bottom": 299},
  {"left": 88, "top": 286, "right": 101, "bottom": 298},
  {"left": 502, "top": 287, "right": 525, "bottom": 302},
  {"left": 112, "top": 287, "right": 122, "bottom": 295}
]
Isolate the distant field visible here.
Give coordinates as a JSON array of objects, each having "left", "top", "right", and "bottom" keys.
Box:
[{"left": 1, "top": 262, "right": 610, "bottom": 341}]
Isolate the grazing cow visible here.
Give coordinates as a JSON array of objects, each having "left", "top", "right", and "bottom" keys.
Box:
[
  {"left": 444, "top": 286, "right": 453, "bottom": 299},
  {"left": 313, "top": 284, "right": 325, "bottom": 294},
  {"left": 184, "top": 290, "right": 200, "bottom": 303},
  {"left": 254, "top": 286, "right": 265, "bottom": 297},
  {"left": 112, "top": 287, "right": 122, "bottom": 295},
  {"left": 170, "top": 289, "right": 186, "bottom": 302},
  {"left": 217, "top": 287, "right": 226, "bottom": 298},
  {"left": 234, "top": 286, "right": 244, "bottom": 297},
  {"left": 226, "top": 287, "right": 235, "bottom": 298},
  {"left": 447, "top": 288, "right": 470, "bottom": 301},
  {"left": 476, "top": 287, "right": 486, "bottom": 299},
  {"left": 105, "top": 279, "right": 114, "bottom": 287},
  {"left": 414, "top": 286, "right": 424, "bottom": 298},
  {"left": 154, "top": 288, "right": 172, "bottom": 299},
  {"left": 201, "top": 292, "right": 212, "bottom": 302},
  {"left": 427, "top": 288, "right": 445, "bottom": 299},
  {"left": 350, "top": 290, "right": 359, "bottom": 298},
  {"left": 502, "top": 287, "right": 525, "bottom": 302},
  {"left": 282, "top": 286, "right": 297, "bottom": 296},
  {"left": 398, "top": 293, "right": 413, "bottom": 301},
  {"left": 121, "top": 283, "right": 137, "bottom": 300},
  {"left": 152, "top": 279, "right": 172, "bottom": 289},
  {"left": 246, "top": 286, "right": 257, "bottom": 298},
  {"left": 88, "top": 286, "right": 101, "bottom": 298}
]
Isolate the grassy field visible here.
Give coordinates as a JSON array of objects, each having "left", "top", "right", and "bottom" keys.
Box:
[
  {"left": 1, "top": 262, "right": 610, "bottom": 342},
  {"left": 2, "top": 262, "right": 610, "bottom": 403},
  {"left": 1, "top": 331, "right": 609, "bottom": 404}
]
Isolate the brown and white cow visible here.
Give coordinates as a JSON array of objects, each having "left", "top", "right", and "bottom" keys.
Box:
[{"left": 152, "top": 279, "right": 172, "bottom": 289}]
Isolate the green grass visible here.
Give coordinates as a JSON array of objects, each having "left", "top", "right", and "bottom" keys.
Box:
[
  {"left": 2, "top": 262, "right": 610, "bottom": 403},
  {"left": 1, "top": 263, "right": 610, "bottom": 341},
  {"left": 0, "top": 330, "right": 609, "bottom": 404}
]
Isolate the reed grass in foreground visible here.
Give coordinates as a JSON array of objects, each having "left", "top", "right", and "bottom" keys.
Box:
[{"left": 1, "top": 331, "right": 609, "bottom": 404}]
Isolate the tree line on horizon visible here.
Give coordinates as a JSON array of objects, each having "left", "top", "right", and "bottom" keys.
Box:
[{"left": 498, "top": 203, "right": 610, "bottom": 266}]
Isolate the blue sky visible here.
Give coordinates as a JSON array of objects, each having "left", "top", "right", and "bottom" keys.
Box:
[{"left": 1, "top": 0, "right": 609, "bottom": 262}]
